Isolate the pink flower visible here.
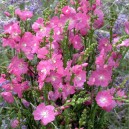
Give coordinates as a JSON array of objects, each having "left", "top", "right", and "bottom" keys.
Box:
[
  {"left": 98, "top": 38, "right": 112, "bottom": 52},
  {"left": 62, "top": 6, "right": 76, "bottom": 15},
  {"left": 93, "top": 9, "right": 104, "bottom": 29},
  {"left": 62, "top": 15, "right": 76, "bottom": 30},
  {"left": 21, "top": 99, "right": 30, "bottom": 107},
  {"left": 96, "top": 90, "right": 113, "bottom": 108},
  {"left": 19, "top": 32, "right": 40, "bottom": 60},
  {"left": 37, "top": 47, "right": 49, "bottom": 59},
  {"left": 62, "top": 83, "right": 75, "bottom": 100},
  {"left": 4, "top": 11, "right": 11, "bottom": 17},
  {"left": 11, "top": 119, "right": 19, "bottom": 128},
  {"left": 95, "top": 49, "right": 106, "bottom": 67},
  {"left": 3, "top": 22, "right": 21, "bottom": 46},
  {"left": 71, "top": 35, "right": 83, "bottom": 50},
  {"left": 125, "top": 21, "right": 129, "bottom": 34},
  {"left": 73, "top": 71, "right": 86, "bottom": 89},
  {"left": 75, "top": 13, "right": 90, "bottom": 31},
  {"left": 33, "top": 103, "right": 56, "bottom": 125},
  {"left": 48, "top": 54, "right": 64, "bottom": 72},
  {"left": 32, "top": 17, "right": 44, "bottom": 32},
  {"left": 48, "top": 83, "right": 75, "bottom": 100},
  {"left": 96, "top": 0, "right": 101, "bottom": 6},
  {"left": 13, "top": 81, "right": 30, "bottom": 98},
  {"left": 1, "top": 92, "right": 14, "bottom": 103},
  {"left": 15, "top": 9, "right": 33, "bottom": 21},
  {"left": 78, "top": 0, "right": 90, "bottom": 13},
  {"left": 3, "top": 22, "right": 21, "bottom": 35},
  {"left": 8, "top": 56, "right": 28, "bottom": 78},
  {"left": 116, "top": 89, "right": 127, "bottom": 106},
  {"left": 88, "top": 67, "right": 112, "bottom": 87},
  {"left": 46, "top": 71, "right": 62, "bottom": 87},
  {"left": 2, "top": 38, "right": 20, "bottom": 51},
  {"left": 117, "top": 39, "right": 129, "bottom": 47},
  {"left": 53, "top": 27, "right": 63, "bottom": 41},
  {"left": 32, "top": 18, "right": 50, "bottom": 40},
  {"left": 37, "top": 61, "right": 52, "bottom": 89}
]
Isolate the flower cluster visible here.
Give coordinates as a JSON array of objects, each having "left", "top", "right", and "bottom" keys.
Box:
[{"left": 0, "top": 0, "right": 129, "bottom": 128}]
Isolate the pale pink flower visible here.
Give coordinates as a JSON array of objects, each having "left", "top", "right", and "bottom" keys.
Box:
[
  {"left": 117, "top": 39, "right": 129, "bottom": 47},
  {"left": 88, "top": 67, "right": 112, "bottom": 87},
  {"left": 33, "top": 103, "right": 56, "bottom": 125},
  {"left": 96, "top": 90, "right": 113, "bottom": 108},
  {"left": 73, "top": 71, "right": 86, "bottom": 89}
]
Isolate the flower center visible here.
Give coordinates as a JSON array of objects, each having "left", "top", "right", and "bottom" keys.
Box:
[
  {"left": 99, "top": 75, "right": 104, "bottom": 80},
  {"left": 77, "top": 76, "right": 82, "bottom": 81},
  {"left": 100, "top": 97, "right": 107, "bottom": 104},
  {"left": 52, "top": 76, "right": 56, "bottom": 81},
  {"left": 23, "top": 43, "right": 27, "bottom": 47},
  {"left": 41, "top": 111, "right": 48, "bottom": 118},
  {"left": 41, "top": 68, "right": 47, "bottom": 74}
]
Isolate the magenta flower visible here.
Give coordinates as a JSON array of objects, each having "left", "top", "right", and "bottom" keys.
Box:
[
  {"left": 13, "top": 81, "right": 30, "bottom": 98},
  {"left": 33, "top": 103, "right": 56, "bottom": 125},
  {"left": 37, "top": 47, "right": 49, "bottom": 59},
  {"left": 2, "top": 38, "right": 18, "bottom": 50},
  {"left": 37, "top": 60, "right": 52, "bottom": 89},
  {"left": 75, "top": 13, "right": 90, "bottom": 31},
  {"left": 98, "top": 38, "right": 112, "bottom": 52},
  {"left": 71, "top": 35, "right": 83, "bottom": 50},
  {"left": 93, "top": 9, "right": 104, "bottom": 29},
  {"left": 8, "top": 56, "right": 28, "bottom": 78},
  {"left": 95, "top": 49, "right": 106, "bottom": 67},
  {"left": 32, "top": 17, "right": 44, "bottom": 32},
  {"left": 3, "top": 22, "right": 21, "bottom": 36},
  {"left": 125, "top": 21, "right": 129, "bottom": 34},
  {"left": 46, "top": 71, "right": 62, "bottom": 87},
  {"left": 15, "top": 9, "right": 33, "bottom": 21},
  {"left": 116, "top": 89, "right": 127, "bottom": 106},
  {"left": 62, "top": 6, "right": 76, "bottom": 15},
  {"left": 11, "top": 119, "right": 19, "bottom": 128},
  {"left": 1, "top": 92, "right": 14, "bottom": 103}
]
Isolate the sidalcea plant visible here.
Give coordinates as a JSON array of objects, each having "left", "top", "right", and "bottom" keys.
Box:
[{"left": 0, "top": 0, "right": 129, "bottom": 128}]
